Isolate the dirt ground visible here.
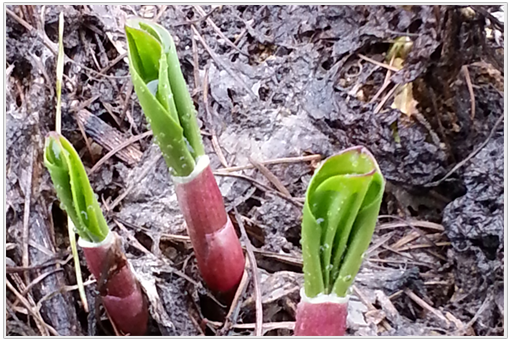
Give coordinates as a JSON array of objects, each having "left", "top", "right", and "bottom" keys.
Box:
[{"left": 5, "top": 5, "right": 504, "bottom": 336}]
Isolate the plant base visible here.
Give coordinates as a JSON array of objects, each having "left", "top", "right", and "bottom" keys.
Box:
[
  {"left": 173, "top": 156, "right": 245, "bottom": 294},
  {"left": 294, "top": 288, "right": 349, "bottom": 336},
  {"left": 79, "top": 232, "right": 148, "bottom": 336}
]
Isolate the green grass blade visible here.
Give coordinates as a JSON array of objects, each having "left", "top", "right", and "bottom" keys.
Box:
[
  {"left": 44, "top": 133, "right": 109, "bottom": 243},
  {"left": 54, "top": 12, "right": 88, "bottom": 312},
  {"left": 55, "top": 12, "right": 64, "bottom": 134},
  {"left": 301, "top": 147, "right": 385, "bottom": 298},
  {"left": 67, "top": 216, "right": 89, "bottom": 312}
]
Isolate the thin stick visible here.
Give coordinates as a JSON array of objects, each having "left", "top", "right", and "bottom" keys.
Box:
[
  {"left": 396, "top": 242, "right": 451, "bottom": 252},
  {"left": 191, "top": 24, "right": 257, "bottom": 99},
  {"left": 233, "top": 208, "right": 263, "bottom": 336},
  {"left": 211, "top": 134, "right": 229, "bottom": 168},
  {"left": 7, "top": 7, "right": 128, "bottom": 81},
  {"left": 367, "top": 258, "right": 430, "bottom": 266},
  {"left": 22, "top": 146, "right": 34, "bottom": 285},
  {"left": 6, "top": 280, "right": 58, "bottom": 336},
  {"left": 67, "top": 217, "right": 89, "bottom": 312},
  {"left": 108, "top": 153, "right": 161, "bottom": 211},
  {"left": 88, "top": 130, "right": 152, "bottom": 175},
  {"left": 75, "top": 115, "right": 96, "bottom": 163},
  {"left": 219, "top": 257, "right": 250, "bottom": 335},
  {"left": 249, "top": 157, "right": 291, "bottom": 197},
  {"left": 13, "top": 269, "right": 63, "bottom": 309},
  {"left": 426, "top": 112, "right": 504, "bottom": 187},
  {"left": 55, "top": 12, "right": 64, "bottom": 133},
  {"left": 358, "top": 54, "right": 400, "bottom": 72},
  {"left": 213, "top": 171, "right": 303, "bottom": 208},
  {"left": 6, "top": 255, "right": 71, "bottom": 273},
  {"left": 193, "top": 5, "right": 249, "bottom": 57},
  {"left": 377, "top": 218, "right": 445, "bottom": 232},
  {"left": 374, "top": 83, "right": 400, "bottom": 114},
  {"left": 370, "top": 55, "right": 395, "bottom": 103},
  {"left": 217, "top": 154, "right": 322, "bottom": 173},
  {"left": 99, "top": 52, "right": 127, "bottom": 75},
  {"left": 461, "top": 65, "right": 476, "bottom": 121},
  {"left": 352, "top": 284, "right": 392, "bottom": 331},
  {"left": 404, "top": 288, "right": 449, "bottom": 326}
]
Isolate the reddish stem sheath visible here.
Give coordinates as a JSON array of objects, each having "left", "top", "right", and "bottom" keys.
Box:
[
  {"left": 79, "top": 232, "right": 148, "bottom": 336},
  {"left": 294, "top": 290, "right": 348, "bottom": 336},
  {"left": 173, "top": 156, "right": 245, "bottom": 295}
]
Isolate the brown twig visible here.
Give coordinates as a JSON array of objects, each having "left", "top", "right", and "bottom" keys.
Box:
[
  {"left": 192, "top": 24, "right": 201, "bottom": 95},
  {"left": 461, "top": 65, "right": 476, "bottom": 121},
  {"left": 367, "top": 258, "right": 430, "bottom": 267},
  {"left": 219, "top": 257, "right": 250, "bottom": 335},
  {"left": 99, "top": 52, "right": 127, "bottom": 75},
  {"left": 108, "top": 153, "right": 161, "bottom": 211},
  {"left": 358, "top": 54, "right": 400, "bottom": 72},
  {"left": 100, "top": 101, "right": 122, "bottom": 127},
  {"left": 425, "top": 111, "right": 504, "bottom": 187},
  {"left": 233, "top": 208, "right": 263, "bottom": 336},
  {"left": 211, "top": 134, "right": 229, "bottom": 168},
  {"left": 6, "top": 255, "right": 71, "bottom": 273},
  {"left": 381, "top": 245, "right": 434, "bottom": 268},
  {"left": 377, "top": 217, "right": 445, "bottom": 232},
  {"left": 374, "top": 83, "right": 400, "bottom": 114},
  {"left": 7, "top": 279, "right": 58, "bottom": 336},
  {"left": 75, "top": 114, "right": 97, "bottom": 163},
  {"left": 250, "top": 249, "right": 303, "bottom": 267},
  {"left": 213, "top": 171, "right": 303, "bottom": 208},
  {"left": 193, "top": 5, "right": 250, "bottom": 57},
  {"left": 396, "top": 241, "right": 451, "bottom": 252},
  {"left": 206, "top": 320, "right": 295, "bottom": 333},
  {"left": 22, "top": 146, "right": 34, "bottom": 285},
  {"left": 190, "top": 24, "right": 257, "bottom": 99},
  {"left": 404, "top": 288, "right": 449, "bottom": 326},
  {"left": 88, "top": 130, "right": 152, "bottom": 175},
  {"left": 216, "top": 154, "right": 322, "bottom": 173},
  {"left": 76, "top": 109, "right": 143, "bottom": 166},
  {"left": 352, "top": 284, "right": 392, "bottom": 331},
  {"left": 154, "top": 5, "right": 168, "bottom": 22},
  {"left": 249, "top": 156, "right": 291, "bottom": 197}
]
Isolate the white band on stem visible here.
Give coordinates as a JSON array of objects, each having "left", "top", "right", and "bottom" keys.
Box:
[
  {"left": 300, "top": 287, "right": 350, "bottom": 304},
  {"left": 171, "top": 155, "right": 210, "bottom": 185},
  {"left": 78, "top": 230, "right": 114, "bottom": 249}
]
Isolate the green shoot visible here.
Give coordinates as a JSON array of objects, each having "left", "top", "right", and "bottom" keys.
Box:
[
  {"left": 44, "top": 133, "right": 109, "bottom": 244},
  {"left": 301, "top": 147, "right": 385, "bottom": 298},
  {"left": 125, "top": 18, "right": 205, "bottom": 177}
]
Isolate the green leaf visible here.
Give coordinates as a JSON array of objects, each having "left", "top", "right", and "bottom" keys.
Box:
[
  {"left": 44, "top": 133, "right": 109, "bottom": 243},
  {"left": 301, "top": 147, "right": 385, "bottom": 298},
  {"left": 125, "top": 18, "right": 204, "bottom": 176}
]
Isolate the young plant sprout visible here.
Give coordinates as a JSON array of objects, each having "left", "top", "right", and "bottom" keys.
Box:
[
  {"left": 295, "top": 146, "right": 385, "bottom": 336},
  {"left": 44, "top": 133, "right": 148, "bottom": 336},
  {"left": 125, "top": 19, "right": 245, "bottom": 296}
]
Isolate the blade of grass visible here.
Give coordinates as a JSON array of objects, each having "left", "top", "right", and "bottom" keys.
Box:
[
  {"left": 67, "top": 217, "right": 88, "bottom": 312},
  {"left": 55, "top": 12, "right": 64, "bottom": 134},
  {"left": 55, "top": 12, "right": 87, "bottom": 311}
]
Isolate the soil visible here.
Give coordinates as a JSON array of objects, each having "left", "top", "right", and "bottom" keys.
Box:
[{"left": 5, "top": 5, "right": 504, "bottom": 336}]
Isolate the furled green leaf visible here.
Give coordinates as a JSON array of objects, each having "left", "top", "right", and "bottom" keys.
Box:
[
  {"left": 301, "top": 147, "right": 385, "bottom": 298},
  {"left": 44, "top": 133, "right": 109, "bottom": 243},
  {"left": 125, "top": 18, "right": 205, "bottom": 176}
]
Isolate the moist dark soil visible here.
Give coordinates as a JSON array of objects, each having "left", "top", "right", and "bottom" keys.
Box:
[{"left": 6, "top": 5, "right": 504, "bottom": 336}]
